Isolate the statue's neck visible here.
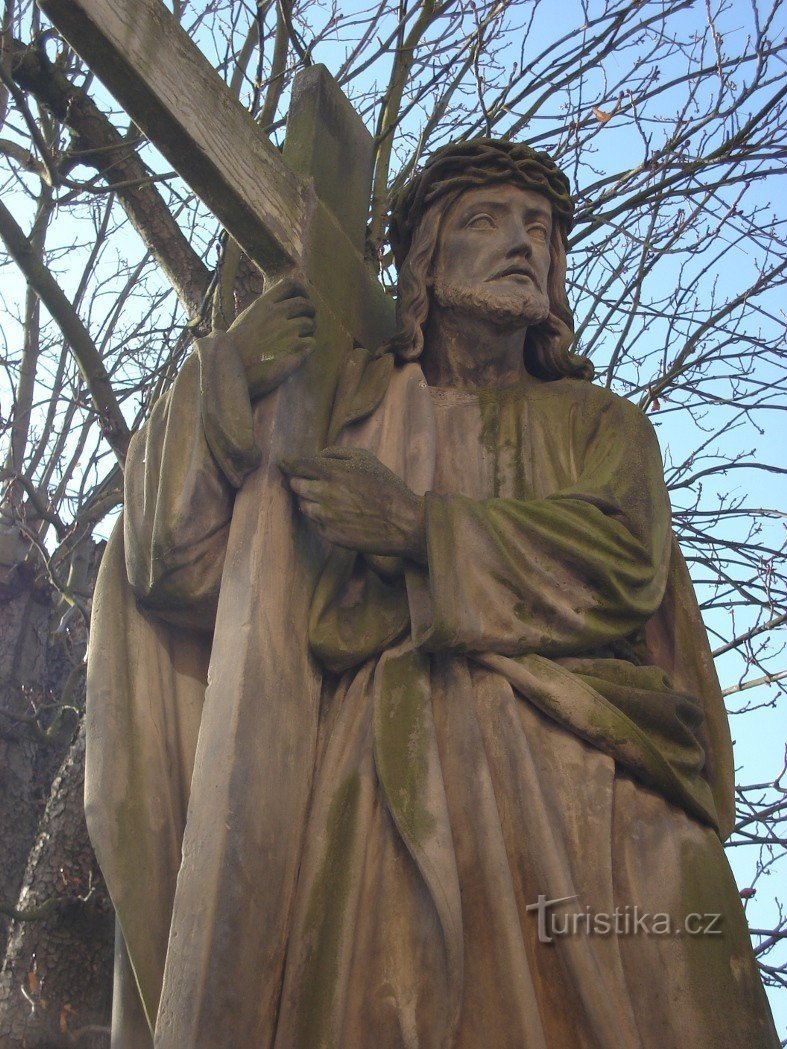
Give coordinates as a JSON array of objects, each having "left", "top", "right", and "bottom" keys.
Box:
[{"left": 420, "top": 305, "right": 531, "bottom": 390}]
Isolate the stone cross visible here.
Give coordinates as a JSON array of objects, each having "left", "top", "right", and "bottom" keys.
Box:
[
  {"left": 37, "top": 5, "right": 398, "bottom": 1036},
  {"left": 38, "top": 0, "right": 396, "bottom": 453}
]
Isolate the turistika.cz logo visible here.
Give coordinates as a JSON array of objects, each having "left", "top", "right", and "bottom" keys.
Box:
[{"left": 525, "top": 894, "right": 724, "bottom": 945}]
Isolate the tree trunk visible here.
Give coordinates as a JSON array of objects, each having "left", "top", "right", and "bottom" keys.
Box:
[
  {"left": 0, "top": 724, "right": 113, "bottom": 1048},
  {"left": 0, "top": 540, "right": 113, "bottom": 1048},
  {"left": 0, "top": 552, "right": 74, "bottom": 956}
]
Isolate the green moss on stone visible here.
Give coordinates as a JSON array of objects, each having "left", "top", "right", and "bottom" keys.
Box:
[
  {"left": 296, "top": 772, "right": 360, "bottom": 1049},
  {"left": 376, "top": 652, "right": 436, "bottom": 849}
]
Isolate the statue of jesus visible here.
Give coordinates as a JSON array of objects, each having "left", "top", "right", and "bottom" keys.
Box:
[{"left": 87, "top": 139, "right": 778, "bottom": 1047}]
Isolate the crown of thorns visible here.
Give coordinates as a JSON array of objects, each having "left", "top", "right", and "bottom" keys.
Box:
[{"left": 388, "top": 138, "right": 573, "bottom": 268}]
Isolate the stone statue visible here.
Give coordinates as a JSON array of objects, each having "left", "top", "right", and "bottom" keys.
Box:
[{"left": 87, "top": 140, "right": 778, "bottom": 1047}]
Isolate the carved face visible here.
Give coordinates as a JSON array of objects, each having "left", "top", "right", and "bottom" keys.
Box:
[{"left": 431, "top": 184, "right": 552, "bottom": 327}]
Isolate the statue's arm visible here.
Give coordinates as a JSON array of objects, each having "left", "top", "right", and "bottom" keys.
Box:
[
  {"left": 124, "top": 280, "right": 315, "bottom": 630},
  {"left": 407, "top": 395, "right": 672, "bottom": 657},
  {"left": 123, "top": 338, "right": 255, "bottom": 630}
]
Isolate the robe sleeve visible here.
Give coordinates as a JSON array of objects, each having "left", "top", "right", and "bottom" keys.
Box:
[
  {"left": 124, "top": 334, "right": 261, "bottom": 631},
  {"left": 407, "top": 392, "right": 672, "bottom": 657}
]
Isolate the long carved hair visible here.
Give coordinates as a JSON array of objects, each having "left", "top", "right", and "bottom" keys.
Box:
[{"left": 382, "top": 191, "right": 594, "bottom": 382}]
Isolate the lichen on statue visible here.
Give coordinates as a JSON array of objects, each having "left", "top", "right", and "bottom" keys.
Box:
[{"left": 85, "top": 137, "right": 779, "bottom": 1048}]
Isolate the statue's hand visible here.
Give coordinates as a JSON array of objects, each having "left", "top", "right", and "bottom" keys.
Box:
[
  {"left": 225, "top": 277, "right": 316, "bottom": 400},
  {"left": 282, "top": 447, "right": 427, "bottom": 564}
]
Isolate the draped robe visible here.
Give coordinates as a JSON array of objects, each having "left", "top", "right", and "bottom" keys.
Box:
[{"left": 86, "top": 337, "right": 778, "bottom": 1048}]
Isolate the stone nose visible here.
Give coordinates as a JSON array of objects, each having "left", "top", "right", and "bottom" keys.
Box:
[{"left": 502, "top": 219, "right": 534, "bottom": 260}]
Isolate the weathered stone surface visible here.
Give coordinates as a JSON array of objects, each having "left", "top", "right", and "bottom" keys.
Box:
[
  {"left": 284, "top": 64, "right": 376, "bottom": 252},
  {"left": 86, "top": 138, "right": 777, "bottom": 1046}
]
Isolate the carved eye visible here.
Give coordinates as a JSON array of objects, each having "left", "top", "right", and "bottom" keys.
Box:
[
  {"left": 465, "top": 212, "right": 496, "bottom": 229},
  {"left": 528, "top": 224, "right": 549, "bottom": 242}
]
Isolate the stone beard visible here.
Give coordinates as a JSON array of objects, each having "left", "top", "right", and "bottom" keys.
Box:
[{"left": 431, "top": 272, "right": 550, "bottom": 328}]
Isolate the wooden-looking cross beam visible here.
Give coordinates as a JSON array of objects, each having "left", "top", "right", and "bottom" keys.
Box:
[
  {"left": 38, "top": 0, "right": 396, "bottom": 448},
  {"left": 37, "top": 3, "right": 400, "bottom": 1039}
]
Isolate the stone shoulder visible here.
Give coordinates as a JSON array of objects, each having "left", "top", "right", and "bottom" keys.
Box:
[{"left": 533, "top": 377, "right": 658, "bottom": 439}]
